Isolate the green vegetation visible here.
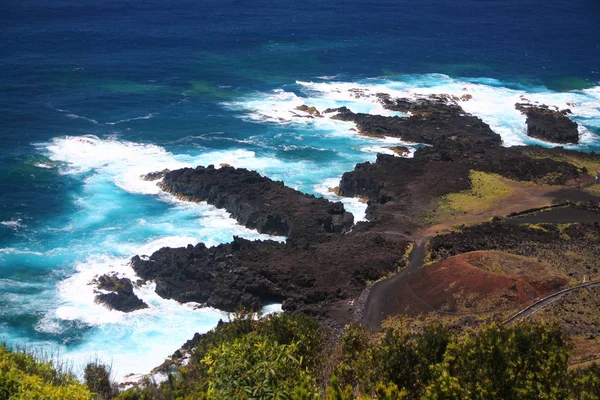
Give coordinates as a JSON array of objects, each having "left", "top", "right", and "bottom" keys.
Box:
[
  {"left": 0, "top": 343, "right": 92, "bottom": 399},
  {"left": 116, "top": 316, "right": 600, "bottom": 400},
  {"left": 4, "top": 315, "right": 600, "bottom": 399},
  {"left": 440, "top": 171, "right": 514, "bottom": 214}
]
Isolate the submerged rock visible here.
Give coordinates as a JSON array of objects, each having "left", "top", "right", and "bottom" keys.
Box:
[
  {"left": 294, "top": 104, "right": 322, "bottom": 118},
  {"left": 93, "top": 274, "right": 148, "bottom": 312}
]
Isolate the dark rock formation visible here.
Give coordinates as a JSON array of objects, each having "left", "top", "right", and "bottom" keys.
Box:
[
  {"left": 516, "top": 103, "right": 579, "bottom": 144},
  {"left": 132, "top": 231, "right": 410, "bottom": 313},
  {"left": 294, "top": 105, "right": 322, "bottom": 118},
  {"left": 158, "top": 166, "right": 354, "bottom": 241},
  {"left": 142, "top": 169, "right": 170, "bottom": 181},
  {"left": 386, "top": 146, "right": 409, "bottom": 157},
  {"left": 338, "top": 145, "right": 590, "bottom": 221},
  {"left": 376, "top": 93, "right": 464, "bottom": 115},
  {"left": 329, "top": 105, "right": 501, "bottom": 149},
  {"left": 130, "top": 95, "right": 597, "bottom": 327},
  {"left": 94, "top": 275, "right": 148, "bottom": 312}
]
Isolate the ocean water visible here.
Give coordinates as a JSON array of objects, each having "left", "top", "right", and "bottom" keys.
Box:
[{"left": 1, "top": 0, "right": 599, "bottom": 380}]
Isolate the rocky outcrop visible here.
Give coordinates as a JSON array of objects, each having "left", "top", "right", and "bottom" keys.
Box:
[
  {"left": 131, "top": 95, "right": 597, "bottom": 327},
  {"left": 376, "top": 93, "right": 464, "bottom": 115},
  {"left": 93, "top": 275, "right": 148, "bottom": 312},
  {"left": 338, "top": 145, "right": 589, "bottom": 221},
  {"left": 132, "top": 232, "right": 410, "bottom": 313},
  {"left": 142, "top": 169, "right": 170, "bottom": 181},
  {"left": 158, "top": 166, "right": 354, "bottom": 241},
  {"left": 516, "top": 103, "right": 579, "bottom": 144},
  {"left": 294, "top": 105, "right": 322, "bottom": 118},
  {"left": 329, "top": 105, "right": 501, "bottom": 148}
]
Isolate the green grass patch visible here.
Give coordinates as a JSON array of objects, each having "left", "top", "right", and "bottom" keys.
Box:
[
  {"left": 0, "top": 344, "right": 92, "bottom": 399},
  {"left": 439, "top": 171, "right": 514, "bottom": 214}
]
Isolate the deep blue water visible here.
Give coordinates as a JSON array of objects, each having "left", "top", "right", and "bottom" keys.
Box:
[{"left": 1, "top": 0, "right": 599, "bottom": 379}]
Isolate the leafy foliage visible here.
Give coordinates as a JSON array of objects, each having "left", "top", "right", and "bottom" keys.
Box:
[
  {"left": 84, "top": 360, "right": 118, "bottom": 400},
  {"left": 0, "top": 343, "right": 92, "bottom": 400},
  {"left": 424, "top": 323, "right": 572, "bottom": 399},
  {"left": 5, "top": 317, "right": 600, "bottom": 399}
]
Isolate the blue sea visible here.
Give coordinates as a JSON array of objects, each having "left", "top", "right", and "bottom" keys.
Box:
[{"left": 1, "top": 0, "right": 599, "bottom": 380}]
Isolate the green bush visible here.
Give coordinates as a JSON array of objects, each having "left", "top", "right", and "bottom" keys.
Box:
[
  {"left": 201, "top": 331, "right": 318, "bottom": 399},
  {"left": 569, "top": 363, "right": 600, "bottom": 400},
  {"left": 424, "top": 323, "right": 572, "bottom": 399},
  {"left": 258, "top": 312, "right": 324, "bottom": 371},
  {"left": 0, "top": 343, "right": 92, "bottom": 400},
  {"left": 84, "top": 360, "right": 118, "bottom": 399}
]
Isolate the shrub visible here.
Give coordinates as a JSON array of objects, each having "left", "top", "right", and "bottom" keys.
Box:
[
  {"left": 0, "top": 343, "right": 92, "bottom": 400},
  {"left": 201, "top": 331, "right": 319, "bottom": 399},
  {"left": 425, "top": 323, "right": 572, "bottom": 399},
  {"left": 84, "top": 360, "right": 118, "bottom": 399}
]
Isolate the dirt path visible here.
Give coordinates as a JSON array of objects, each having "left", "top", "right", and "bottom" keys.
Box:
[
  {"left": 360, "top": 180, "right": 566, "bottom": 330},
  {"left": 503, "top": 280, "right": 600, "bottom": 324},
  {"left": 361, "top": 237, "right": 428, "bottom": 329}
]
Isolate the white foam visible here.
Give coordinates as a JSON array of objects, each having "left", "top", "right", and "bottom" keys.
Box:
[
  {"left": 106, "top": 113, "right": 155, "bottom": 125},
  {"left": 0, "top": 248, "right": 43, "bottom": 256},
  {"left": 55, "top": 108, "right": 100, "bottom": 125},
  {"left": 47, "top": 253, "right": 226, "bottom": 380},
  {"left": 43, "top": 135, "right": 187, "bottom": 194},
  {"left": 34, "top": 162, "right": 54, "bottom": 169},
  {"left": 261, "top": 304, "right": 283, "bottom": 316},
  {"left": 1, "top": 219, "right": 23, "bottom": 229},
  {"left": 313, "top": 177, "right": 368, "bottom": 222}
]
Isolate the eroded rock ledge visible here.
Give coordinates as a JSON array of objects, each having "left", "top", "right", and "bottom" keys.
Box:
[
  {"left": 132, "top": 231, "right": 409, "bottom": 313},
  {"left": 516, "top": 103, "right": 579, "bottom": 144},
  {"left": 157, "top": 166, "right": 354, "bottom": 241},
  {"left": 133, "top": 165, "right": 406, "bottom": 314}
]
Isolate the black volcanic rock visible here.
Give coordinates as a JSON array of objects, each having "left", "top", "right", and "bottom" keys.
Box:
[
  {"left": 131, "top": 95, "right": 597, "bottom": 327},
  {"left": 132, "top": 233, "right": 409, "bottom": 313},
  {"left": 94, "top": 275, "right": 148, "bottom": 312},
  {"left": 329, "top": 104, "right": 501, "bottom": 148},
  {"left": 376, "top": 93, "right": 464, "bottom": 115},
  {"left": 516, "top": 103, "right": 579, "bottom": 144},
  {"left": 338, "top": 145, "right": 587, "bottom": 221},
  {"left": 158, "top": 165, "right": 354, "bottom": 241}
]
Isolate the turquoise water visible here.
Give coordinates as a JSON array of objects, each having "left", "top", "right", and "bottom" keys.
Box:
[{"left": 1, "top": 0, "right": 599, "bottom": 380}]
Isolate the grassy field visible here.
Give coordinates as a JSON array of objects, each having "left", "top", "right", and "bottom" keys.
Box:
[{"left": 440, "top": 170, "right": 514, "bottom": 214}]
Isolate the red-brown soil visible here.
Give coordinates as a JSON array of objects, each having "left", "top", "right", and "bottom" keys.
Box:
[{"left": 397, "top": 251, "right": 568, "bottom": 316}]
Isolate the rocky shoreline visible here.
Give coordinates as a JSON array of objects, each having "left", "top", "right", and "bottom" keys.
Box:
[{"left": 90, "top": 93, "right": 600, "bottom": 367}]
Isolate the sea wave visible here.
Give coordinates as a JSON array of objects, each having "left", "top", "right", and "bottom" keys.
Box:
[
  {"left": 105, "top": 113, "right": 155, "bottom": 125},
  {"left": 228, "top": 74, "right": 600, "bottom": 150}
]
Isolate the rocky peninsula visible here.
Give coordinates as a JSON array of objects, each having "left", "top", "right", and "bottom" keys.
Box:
[{"left": 123, "top": 93, "right": 600, "bottom": 362}]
